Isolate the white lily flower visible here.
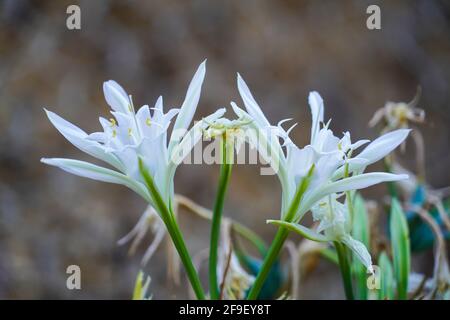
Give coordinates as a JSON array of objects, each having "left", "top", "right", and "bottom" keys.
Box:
[
  {"left": 232, "top": 75, "right": 410, "bottom": 221},
  {"left": 42, "top": 61, "right": 225, "bottom": 209}
]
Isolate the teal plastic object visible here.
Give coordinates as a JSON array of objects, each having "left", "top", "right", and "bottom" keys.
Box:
[
  {"left": 405, "top": 185, "right": 450, "bottom": 252},
  {"left": 243, "top": 256, "right": 284, "bottom": 300}
]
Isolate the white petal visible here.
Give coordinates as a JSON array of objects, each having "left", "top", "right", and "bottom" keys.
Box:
[
  {"left": 45, "top": 109, "right": 124, "bottom": 170},
  {"left": 151, "top": 96, "right": 164, "bottom": 123},
  {"left": 87, "top": 132, "right": 106, "bottom": 143},
  {"left": 297, "top": 172, "right": 408, "bottom": 220},
  {"left": 237, "top": 73, "right": 270, "bottom": 128},
  {"left": 311, "top": 151, "right": 344, "bottom": 188},
  {"left": 103, "top": 80, "right": 131, "bottom": 114},
  {"left": 309, "top": 91, "right": 324, "bottom": 144},
  {"left": 356, "top": 129, "right": 411, "bottom": 165},
  {"left": 167, "top": 108, "right": 226, "bottom": 189},
  {"left": 136, "top": 104, "right": 151, "bottom": 137},
  {"left": 331, "top": 157, "right": 370, "bottom": 180},
  {"left": 41, "top": 158, "right": 151, "bottom": 202},
  {"left": 230, "top": 101, "right": 248, "bottom": 119},
  {"left": 321, "top": 172, "right": 408, "bottom": 196},
  {"left": 342, "top": 235, "right": 373, "bottom": 273},
  {"left": 170, "top": 60, "right": 206, "bottom": 146},
  {"left": 287, "top": 145, "right": 316, "bottom": 182},
  {"left": 350, "top": 139, "right": 370, "bottom": 151}
]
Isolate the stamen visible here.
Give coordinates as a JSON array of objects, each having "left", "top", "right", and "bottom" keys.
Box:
[
  {"left": 112, "top": 129, "right": 117, "bottom": 138},
  {"left": 109, "top": 118, "right": 116, "bottom": 127},
  {"left": 146, "top": 118, "right": 152, "bottom": 126},
  {"left": 128, "top": 128, "right": 133, "bottom": 136}
]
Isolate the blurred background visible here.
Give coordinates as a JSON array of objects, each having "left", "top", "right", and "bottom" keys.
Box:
[{"left": 0, "top": 0, "right": 449, "bottom": 299}]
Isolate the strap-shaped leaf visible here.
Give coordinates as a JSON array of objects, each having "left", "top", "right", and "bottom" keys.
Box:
[
  {"left": 378, "top": 252, "right": 395, "bottom": 300},
  {"left": 390, "top": 198, "right": 411, "bottom": 299},
  {"left": 132, "top": 271, "right": 151, "bottom": 300}
]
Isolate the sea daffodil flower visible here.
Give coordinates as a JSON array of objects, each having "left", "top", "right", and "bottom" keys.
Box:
[
  {"left": 41, "top": 61, "right": 221, "bottom": 299},
  {"left": 41, "top": 61, "right": 225, "bottom": 208},
  {"left": 230, "top": 74, "right": 410, "bottom": 222},
  {"left": 234, "top": 74, "right": 411, "bottom": 299}
]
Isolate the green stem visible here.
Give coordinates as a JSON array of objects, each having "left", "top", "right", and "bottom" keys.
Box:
[
  {"left": 246, "top": 227, "right": 289, "bottom": 300},
  {"left": 334, "top": 241, "right": 355, "bottom": 300},
  {"left": 139, "top": 159, "right": 205, "bottom": 300},
  {"left": 247, "top": 167, "right": 313, "bottom": 300},
  {"left": 209, "top": 136, "right": 233, "bottom": 300}
]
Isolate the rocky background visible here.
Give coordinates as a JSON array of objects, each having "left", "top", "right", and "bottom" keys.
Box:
[{"left": 0, "top": 0, "right": 449, "bottom": 299}]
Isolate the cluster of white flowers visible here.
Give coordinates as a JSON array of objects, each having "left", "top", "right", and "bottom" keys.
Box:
[
  {"left": 225, "top": 74, "right": 409, "bottom": 271},
  {"left": 42, "top": 61, "right": 409, "bottom": 282}
]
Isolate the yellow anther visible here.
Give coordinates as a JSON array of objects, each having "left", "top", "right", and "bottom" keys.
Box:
[
  {"left": 109, "top": 118, "right": 116, "bottom": 127},
  {"left": 146, "top": 118, "right": 152, "bottom": 126},
  {"left": 112, "top": 129, "right": 117, "bottom": 138},
  {"left": 128, "top": 128, "right": 133, "bottom": 136}
]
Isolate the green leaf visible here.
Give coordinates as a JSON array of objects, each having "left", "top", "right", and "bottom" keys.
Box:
[
  {"left": 390, "top": 198, "right": 410, "bottom": 299},
  {"left": 133, "top": 271, "right": 151, "bottom": 300},
  {"left": 266, "top": 220, "right": 328, "bottom": 242},
  {"left": 378, "top": 252, "right": 395, "bottom": 300},
  {"left": 351, "top": 193, "right": 370, "bottom": 300}
]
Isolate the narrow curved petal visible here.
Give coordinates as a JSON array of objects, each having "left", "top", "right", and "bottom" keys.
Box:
[
  {"left": 331, "top": 157, "right": 370, "bottom": 180},
  {"left": 45, "top": 109, "right": 124, "bottom": 171},
  {"left": 230, "top": 101, "right": 248, "bottom": 119},
  {"left": 169, "top": 60, "right": 207, "bottom": 150},
  {"left": 350, "top": 139, "right": 370, "bottom": 151},
  {"left": 342, "top": 235, "right": 373, "bottom": 273},
  {"left": 103, "top": 80, "right": 131, "bottom": 114},
  {"left": 166, "top": 108, "right": 227, "bottom": 198},
  {"left": 308, "top": 91, "right": 324, "bottom": 144},
  {"left": 321, "top": 172, "right": 408, "bottom": 197},
  {"left": 237, "top": 73, "right": 270, "bottom": 128},
  {"left": 169, "top": 108, "right": 226, "bottom": 168},
  {"left": 297, "top": 172, "right": 408, "bottom": 220},
  {"left": 356, "top": 129, "right": 411, "bottom": 165},
  {"left": 41, "top": 158, "right": 151, "bottom": 202}
]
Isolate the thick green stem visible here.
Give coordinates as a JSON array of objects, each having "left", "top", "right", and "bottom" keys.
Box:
[
  {"left": 165, "top": 213, "right": 206, "bottom": 299},
  {"left": 246, "top": 228, "right": 289, "bottom": 300},
  {"left": 334, "top": 241, "right": 355, "bottom": 300},
  {"left": 209, "top": 136, "right": 233, "bottom": 300},
  {"left": 139, "top": 159, "right": 205, "bottom": 300},
  {"left": 247, "top": 167, "right": 313, "bottom": 300}
]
